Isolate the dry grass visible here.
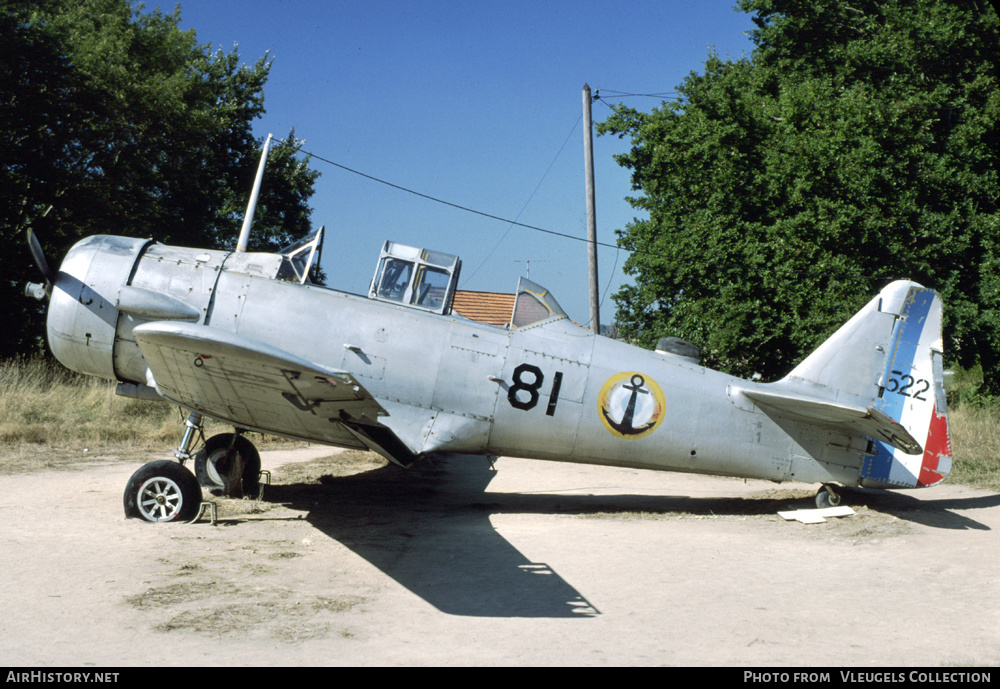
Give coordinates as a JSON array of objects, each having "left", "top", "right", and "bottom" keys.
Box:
[
  {"left": 948, "top": 404, "right": 1000, "bottom": 492},
  {"left": 0, "top": 358, "right": 294, "bottom": 473},
  {"left": 0, "top": 358, "right": 998, "bottom": 491},
  {"left": 0, "top": 357, "right": 177, "bottom": 447}
]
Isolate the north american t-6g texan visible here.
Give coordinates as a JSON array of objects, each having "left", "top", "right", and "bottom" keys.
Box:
[{"left": 24, "top": 142, "right": 952, "bottom": 523}]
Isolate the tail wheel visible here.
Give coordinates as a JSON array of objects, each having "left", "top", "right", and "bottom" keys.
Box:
[
  {"left": 124, "top": 460, "right": 202, "bottom": 523},
  {"left": 815, "top": 484, "right": 842, "bottom": 509},
  {"left": 194, "top": 433, "right": 261, "bottom": 498}
]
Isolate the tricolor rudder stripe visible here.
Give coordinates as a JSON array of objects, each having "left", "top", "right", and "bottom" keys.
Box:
[{"left": 861, "top": 285, "right": 952, "bottom": 488}]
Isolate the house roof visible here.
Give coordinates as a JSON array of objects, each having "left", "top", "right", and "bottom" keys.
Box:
[{"left": 452, "top": 290, "right": 515, "bottom": 327}]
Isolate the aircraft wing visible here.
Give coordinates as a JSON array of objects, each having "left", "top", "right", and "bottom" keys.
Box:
[
  {"left": 735, "top": 387, "right": 923, "bottom": 455},
  {"left": 132, "top": 322, "right": 417, "bottom": 463}
]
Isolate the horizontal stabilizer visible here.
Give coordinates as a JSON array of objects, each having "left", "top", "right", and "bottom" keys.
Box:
[{"left": 736, "top": 387, "right": 922, "bottom": 455}]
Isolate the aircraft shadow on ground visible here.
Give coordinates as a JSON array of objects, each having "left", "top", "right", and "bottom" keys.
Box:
[
  {"left": 839, "top": 486, "right": 1000, "bottom": 531},
  {"left": 264, "top": 456, "right": 601, "bottom": 619},
  {"left": 261, "top": 456, "right": 997, "bottom": 617}
]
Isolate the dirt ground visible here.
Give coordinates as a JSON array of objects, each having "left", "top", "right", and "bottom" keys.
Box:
[{"left": 1, "top": 444, "right": 998, "bottom": 667}]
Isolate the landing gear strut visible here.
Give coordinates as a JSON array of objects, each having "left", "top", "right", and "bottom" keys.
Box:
[
  {"left": 173, "top": 412, "right": 204, "bottom": 463},
  {"left": 172, "top": 413, "right": 262, "bottom": 498}
]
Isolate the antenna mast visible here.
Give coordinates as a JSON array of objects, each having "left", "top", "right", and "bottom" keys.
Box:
[{"left": 236, "top": 133, "right": 274, "bottom": 253}]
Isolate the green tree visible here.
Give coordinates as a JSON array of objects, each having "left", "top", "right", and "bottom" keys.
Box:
[
  {"left": 1, "top": 0, "right": 320, "bottom": 358},
  {"left": 599, "top": 0, "right": 999, "bottom": 386}
]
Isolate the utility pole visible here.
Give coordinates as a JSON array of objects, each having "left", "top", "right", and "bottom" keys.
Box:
[{"left": 583, "top": 84, "right": 600, "bottom": 334}]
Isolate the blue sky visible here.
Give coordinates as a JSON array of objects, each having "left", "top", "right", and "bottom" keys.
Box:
[{"left": 175, "top": 1, "right": 758, "bottom": 325}]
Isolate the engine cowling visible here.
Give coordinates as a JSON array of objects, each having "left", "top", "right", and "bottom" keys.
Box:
[
  {"left": 46, "top": 235, "right": 229, "bottom": 388},
  {"left": 47, "top": 235, "right": 151, "bottom": 381}
]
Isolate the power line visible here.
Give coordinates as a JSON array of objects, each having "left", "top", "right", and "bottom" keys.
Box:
[
  {"left": 299, "top": 147, "right": 624, "bottom": 252},
  {"left": 460, "top": 112, "right": 583, "bottom": 287},
  {"left": 594, "top": 89, "right": 679, "bottom": 99},
  {"left": 294, "top": 145, "right": 894, "bottom": 283}
]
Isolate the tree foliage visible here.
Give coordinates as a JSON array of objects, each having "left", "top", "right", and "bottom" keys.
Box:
[
  {"left": 599, "top": 0, "right": 998, "bottom": 387},
  {"left": 1, "top": 0, "right": 320, "bottom": 358}
]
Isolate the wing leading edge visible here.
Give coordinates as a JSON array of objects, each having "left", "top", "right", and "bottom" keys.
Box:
[{"left": 132, "top": 322, "right": 418, "bottom": 466}]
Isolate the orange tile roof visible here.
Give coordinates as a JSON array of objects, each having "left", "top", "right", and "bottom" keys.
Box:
[{"left": 452, "top": 290, "right": 515, "bottom": 327}]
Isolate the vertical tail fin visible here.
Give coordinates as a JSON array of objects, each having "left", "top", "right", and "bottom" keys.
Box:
[
  {"left": 784, "top": 281, "right": 952, "bottom": 488},
  {"left": 864, "top": 284, "right": 952, "bottom": 487}
]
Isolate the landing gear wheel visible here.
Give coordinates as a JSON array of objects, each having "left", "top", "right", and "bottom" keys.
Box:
[
  {"left": 815, "top": 484, "right": 842, "bottom": 509},
  {"left": 124, "top": 460, "right": 202, "bottom": 523},
  {"left": 194, "top": 433, "right": 261, "bottom": 498}
]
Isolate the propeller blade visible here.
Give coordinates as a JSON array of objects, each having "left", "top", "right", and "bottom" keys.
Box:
[{"left": 27, "top": 229, "right": 54, "bottom": 283}]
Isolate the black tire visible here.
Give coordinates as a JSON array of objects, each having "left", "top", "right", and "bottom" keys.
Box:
[
  {"left": 124, "top": 460, "right": 202, "bottom": 523},
  {"left": 194, "top": 433, "right": 261, "bottom": 498}
]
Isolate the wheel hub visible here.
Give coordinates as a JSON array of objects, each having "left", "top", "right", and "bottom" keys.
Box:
[{"left": 138, "top": 477, "right": 184, "bottom": 521}]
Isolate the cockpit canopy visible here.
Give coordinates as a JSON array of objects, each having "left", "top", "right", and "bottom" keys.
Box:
[
  {"left": 510, "top": 277, "right": 567, "bottom": 328},
  {"left": 366, "top": 240, "right": 571, "bottom": 328},
  {"left": 369, "top": 241, "right": 462, "bottom": 315}
]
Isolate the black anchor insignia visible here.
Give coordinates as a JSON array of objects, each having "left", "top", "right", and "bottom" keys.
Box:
[{"left": 601, "top": 374, "right": 657, "bottom": 436}]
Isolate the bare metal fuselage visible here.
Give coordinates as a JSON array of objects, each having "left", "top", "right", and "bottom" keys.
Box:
[{"left": 45, "top": 234, "right": 892, "bottom": 490}]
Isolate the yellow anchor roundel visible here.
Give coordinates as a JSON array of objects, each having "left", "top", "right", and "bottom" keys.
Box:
[{"left": 598, "top": 371, "right": 666, "bottom": 440}]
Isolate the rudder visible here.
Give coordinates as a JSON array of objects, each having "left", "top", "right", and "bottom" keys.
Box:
[{"left": 861, "top": 285, "right": 952, "bottom": 488}]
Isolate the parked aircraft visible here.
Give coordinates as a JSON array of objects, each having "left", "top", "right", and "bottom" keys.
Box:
[{"left": 24, "top": 153, "right": 952, "bottom": 523}]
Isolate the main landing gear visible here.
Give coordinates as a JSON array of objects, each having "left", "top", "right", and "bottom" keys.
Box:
[
  {"left": 123, "top": 413, "right": 263, "bottom": 523},
  {"left": 123, "top": 460, "right": 202, "bottom": 523}
]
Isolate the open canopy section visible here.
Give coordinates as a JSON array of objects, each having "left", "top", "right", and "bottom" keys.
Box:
[
  {"left": 510, "top": 277, "right": 568, "bottom": 329},
  {"left": 278, "top": 226, "right": 324, "bottom": 284}
]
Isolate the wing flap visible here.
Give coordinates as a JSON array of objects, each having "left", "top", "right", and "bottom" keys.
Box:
[
  {"left": 736, "top": 387, "right": 922, "bottom": 455},
  {"left": 133, "top": 321, "right": 392, "bottom": 450}
]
